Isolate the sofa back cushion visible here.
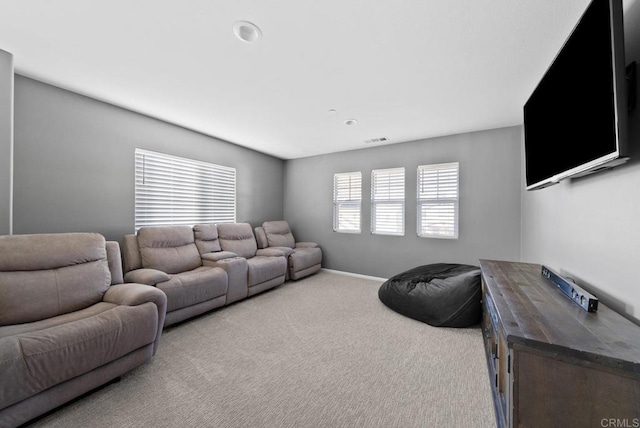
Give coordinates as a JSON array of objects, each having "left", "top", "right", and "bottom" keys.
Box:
[
  {"left": 0, "top": 233, "right": 111, "bottom": 326},
  {"left": 137, "top": 226, "right": 202, "bottom": 274},
  {"left": 217, "top": 223, "right": 257, "bottom": 259},
  {"left": 263, "top": 221, "right": 296, "bottom": 248},
  {"left": 193, "top": 224, "right": 221, "bottom": 255}
]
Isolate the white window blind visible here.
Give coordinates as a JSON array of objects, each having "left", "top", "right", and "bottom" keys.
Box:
[
  {"left": 134, "top": 149, "right": 236, "bottom": 230},
  {"left": 333, "top": 171, "right": 362, "bottom": 233},
  {"left": 371, "top": 167, "right": 405, "bottom": 236},
  {"left": 417, "top": 162, "right": 459, "bottom": 239}
]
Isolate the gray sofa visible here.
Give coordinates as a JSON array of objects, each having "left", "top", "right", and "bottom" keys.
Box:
[
  {"left": 122, "top": 222, "right": 305, "bottom": 326},
  {"left": 255, "top": 220, "right": 322, "bottom": 280},
  {"left": 216, "top": 222, "right": 288, "bottom": 297},
  {"left": 0, "top": 233, "right": 167, "bottom": 428},
  {"left": 122, "top": 226, "right": 228, "bottom": 327}
]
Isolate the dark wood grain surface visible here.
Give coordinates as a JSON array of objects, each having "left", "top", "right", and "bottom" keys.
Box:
[{"left": 479, "top": 259, "right": 640, "bottom": 373}]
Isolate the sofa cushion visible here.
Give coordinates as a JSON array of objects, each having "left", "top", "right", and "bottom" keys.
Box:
[
  {"left": 0, "top": 233, "right": 111, "bottom": 326},
  {"left": 247, "top": 256, "right": 287, "bottom": 287},
  {"left": 0, "top": 302, "right": 158, "bottom": 410},
  {"left": 290, "top": 247, "right": 323, "bottom": 272},
  {"left": 263, "top": 221, "right": 296, "bottom": 249},
  {"left": 0, "top": 302, "right": 115, "bottom": 340},
  {"left": 217, "top": 223, "right": 258, "bottom": 259},
  {"left": 193, "top": 224, "right": 222, "bottom": 254},
  {"left": 0, "top": 233, "right": 107, "bottom": 272},
  {"left": 137, "top": 226, "right": 202, "bottom": 274},
  {"left": 157, "top": 267, "right": 228, "bottom": 313}
]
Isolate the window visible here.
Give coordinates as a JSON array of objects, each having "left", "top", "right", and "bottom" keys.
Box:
[
  {"left": 417, "top": 162, "right": 459, "bottom": 239},
  {"left": 134, "top": 148, "right": 236, "bottom": 230},
  {"left": 371, "top": 167, "right": 405, "bottom": 236},
  {"left": 333, "top": 171, "right": 361, "bottom": 233}
]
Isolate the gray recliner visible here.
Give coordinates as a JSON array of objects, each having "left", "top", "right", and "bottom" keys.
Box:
[
  {"left": 122, "top": 226, "right": 228, "bottom": 327},
  {"left": 216, "top": 222, "right": 287, "bottom": 296},
  {"left": 0, "top": 232, "right": 166, "bottom": 427},
  {"left": 255, "top": 220, "right": 322, "bottom": 280}
]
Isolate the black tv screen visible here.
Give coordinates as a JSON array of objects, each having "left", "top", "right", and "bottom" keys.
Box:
[{"left": 523, "top": 0, "right": 629, "bottom": 190}]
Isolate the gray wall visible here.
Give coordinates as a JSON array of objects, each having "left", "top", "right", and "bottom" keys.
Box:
[
  {"left": 521, "top": 0, "right": 640, "bottom": 323},
  {"left": 284, "top": 126, "right": 522, "bottom": 278},
  {"left": 0, "top": 49, "right": 12, "bottom": 235},
  {"left": 13, "top": 76, "right": 284, "bottom": 242}
]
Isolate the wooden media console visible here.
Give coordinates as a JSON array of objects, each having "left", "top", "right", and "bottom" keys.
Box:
[{"left": 479, "top": 260, "right": 640, "bottom": 428}]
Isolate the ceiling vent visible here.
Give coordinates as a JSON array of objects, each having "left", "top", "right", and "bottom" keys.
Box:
[{"left": 364, "top": 137, "right": 389, "bottom": 144}]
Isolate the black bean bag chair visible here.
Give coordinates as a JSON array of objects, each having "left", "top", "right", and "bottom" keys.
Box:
[{"left": 378, "top": 263, "right": 482, "bottom": 327}]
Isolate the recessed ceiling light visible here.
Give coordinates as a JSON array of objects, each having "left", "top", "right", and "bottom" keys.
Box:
[
  {"left": 233, "top": 21, "right": 262, "bottom": 43},
  {"left": 344, "top": 119, "right": 357, "bottom": 125},
  {"left": 328, "top": 109, "right": 336, "bottom": 114}
]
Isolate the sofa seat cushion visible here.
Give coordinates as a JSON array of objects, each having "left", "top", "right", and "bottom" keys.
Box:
[
  {"left": 247, "top": 256, "right": 287, "bottom": 287},
  {"left": 157, "top": 267, "right": 227, "bottom": 313},
  {"left": 290, "top": 247, "right": 322, "bottom": 272},
  {"left": 0, "top": 302, "right": 158, "bottom": 410}
]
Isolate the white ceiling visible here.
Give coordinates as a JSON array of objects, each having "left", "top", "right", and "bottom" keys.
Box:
[{"left": 0, "top": 0, "right": 598, "bottom": 160}]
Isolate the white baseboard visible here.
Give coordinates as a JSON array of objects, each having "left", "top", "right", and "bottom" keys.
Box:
[{"left": 321, "top": 268, "right": 387, "bottom": 282}]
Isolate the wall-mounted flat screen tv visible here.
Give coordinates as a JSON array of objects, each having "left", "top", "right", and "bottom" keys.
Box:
[{"left": 523, "top": 0, "right": 629, "bottom": 190}]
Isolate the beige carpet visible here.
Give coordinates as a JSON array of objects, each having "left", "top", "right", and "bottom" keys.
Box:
[{"left": 29, "top": 270, "right": 496, "bottom": 428}]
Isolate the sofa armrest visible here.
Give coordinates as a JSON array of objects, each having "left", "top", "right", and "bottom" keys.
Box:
[
  {"left": 201, "top": 251, "right": 238, "bottom": 262},
  {"left": 122, "top": 234, "right": 142, "bottom": 273},
  {"left": 104, "top": 283, "right": 167, "bottom": 310},
  {"left": 295, "top": 242, "right": 319, "bottom": 248},
  {"left": 254, "top": 226, "right": 268, "bottom": 249},
  {"left": 106, "top": 241, "right": 124, "bottom": 285},
  {"left": 268, "top": 246, "right": 295, "bottom": 257},
  {"left": 256, "top": 248, "right": 285, "bottom": 257},
  {"left": 103, "top": 283, "right": 167, "bottom": 355},
  {"left": 124, "top": 268, "right": 170, "bottom": 286}
]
